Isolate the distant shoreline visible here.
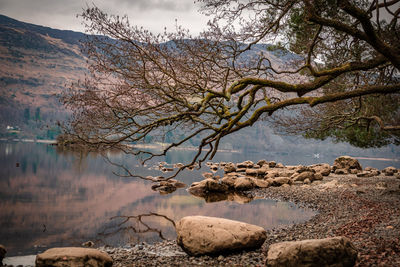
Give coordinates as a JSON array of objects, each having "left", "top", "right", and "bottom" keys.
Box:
[{"left": 0, "top": 139, "right": 241, "bottom": 153}]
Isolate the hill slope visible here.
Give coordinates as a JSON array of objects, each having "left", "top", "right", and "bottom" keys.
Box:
[{"left": 0, "top": 14, "right": 87, "bottom": 139}]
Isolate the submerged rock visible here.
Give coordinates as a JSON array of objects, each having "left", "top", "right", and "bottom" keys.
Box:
[
  {"left": 266, "top": 236, "right": 357, "bottom": 267},
  {"left": 176, "top": 216, "right": 266, "bottom": 256},
  {"left": 151, "top": 179, "right": 186, "bottom": 195},
  {"left": 36, "top": 247, "right": 113, "bottom": 267}
]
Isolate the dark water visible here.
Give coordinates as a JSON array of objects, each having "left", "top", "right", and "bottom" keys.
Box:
[{"left": 0, "top": 141, "right": 398, "bottom": 256}]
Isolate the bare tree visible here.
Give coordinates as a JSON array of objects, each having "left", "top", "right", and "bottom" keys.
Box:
[{"left": 62, "top": 0, "right": 400, "bottom": 170}]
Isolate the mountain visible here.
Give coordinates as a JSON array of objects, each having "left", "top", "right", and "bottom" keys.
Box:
[
  {"left": 0, "top": 15, "right": 398, "bottom": 165},
  {"left": 0, "top": 14, "right": 87, "bottom": 139},
  {"left": 0, "top": 14, "right": 297, "bottom": 141}
]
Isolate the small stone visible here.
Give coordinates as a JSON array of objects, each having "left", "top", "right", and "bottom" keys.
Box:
[
  {"left": 357, "top": 171, "right": 375, "bottom": 178},
  {"left": 82, "top": 241, "right": 94, "bottom": 247},
  {"left": 223, "top": 163, "right": 236, "bottom": 173},
  {"left": 275, "top": 163, "right": 285, "bottom": 168},
  {"left": 257, "top": 159, "right": 268, "bottom": 167},
  {"left": 313, "top": 173, "right": 323, "bottom": 181},
  {"left": 375, "top": 181, "right": 387, "bottom": 189},
  {"left": 0, "top": 244, "right": 6, "bottom": 266}
]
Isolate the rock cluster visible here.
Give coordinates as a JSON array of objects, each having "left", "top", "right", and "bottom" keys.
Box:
[
  {"left": 188, "top": 157, "right": 400, "bottom": 199},
  {"left": 189, "top": 160, "right": 334, "bottom": 197}
]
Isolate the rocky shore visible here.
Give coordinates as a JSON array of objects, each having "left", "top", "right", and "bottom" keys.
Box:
[
  {"left": 100, "top": 171, "right": 400, "bottom": 266},
  {"left": 3, "top": 158, "right": 400, "bottom": 266}
]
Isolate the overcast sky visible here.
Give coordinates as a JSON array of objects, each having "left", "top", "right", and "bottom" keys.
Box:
[{"left": 0, "top": 0, "right": 209, "bottom": 35}]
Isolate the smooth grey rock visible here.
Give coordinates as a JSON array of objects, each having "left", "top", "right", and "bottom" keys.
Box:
[
  {"left": 266, "top": 236, "right": 357, "bottom": 267},
  {"left": 176, "top": 216, "right": 266, "bottom": 256},
  {"left": 36, "top": 247, "right": 113, "bottom": 267}
]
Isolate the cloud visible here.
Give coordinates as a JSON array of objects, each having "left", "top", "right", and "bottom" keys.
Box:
[
  {"left": 117, "top": 0, "right": 194, "bottom": 12},
  {"left": 0, "top": 0, "right": 207, "bottom": 34}
]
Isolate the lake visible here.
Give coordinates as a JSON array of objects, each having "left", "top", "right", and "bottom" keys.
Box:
[{"left": 0, "top": 141, "right": 398, "bottom": 257}]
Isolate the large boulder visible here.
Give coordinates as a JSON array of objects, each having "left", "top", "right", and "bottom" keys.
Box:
[
  {"left": 176, "top": 216, "right": 266, "bottom": 256},
  {"left": 333, "top": 156, "right": 362, "bottom": 174},
  {"left": 266, "top": 236, "right": 357, "bottom": 267},
  {"left": 35, "top": 247, "right": 113, "bottom": 267},
  {"left": 188, "top": 179, "right": 229, "bottom": 196}
]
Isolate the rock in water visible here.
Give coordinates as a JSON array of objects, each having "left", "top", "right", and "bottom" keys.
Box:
[
  {"left": 333, "top": 156, "right": 362, "bottom": 174},
  {"left": 266, "top": 236, "right": 357, "bottom": 267},
  {"left": 176, "top": 216, "right": 266, "bottom": 256},
  {"left": 36, "top": 247, "right": 113, "bottom": 267}
]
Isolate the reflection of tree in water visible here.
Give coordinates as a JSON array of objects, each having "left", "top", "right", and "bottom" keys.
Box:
[{"left": 96, "top": 213, "right": 176, "bottom": 246}]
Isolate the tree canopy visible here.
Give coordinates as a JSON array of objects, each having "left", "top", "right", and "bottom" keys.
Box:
[{"left": 62, "top": 0, "right": 400, "bottom": 169}]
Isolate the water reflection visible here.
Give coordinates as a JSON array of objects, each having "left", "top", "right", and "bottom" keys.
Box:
[
  {"left": 192, "top": 191, "right": 254, "bottom": 203},
  {"left": 1, "top": 142, "right": 319, "bottom": 256},
  {"left": 97, "top": 213, "right": 176, "bottom": 245}
]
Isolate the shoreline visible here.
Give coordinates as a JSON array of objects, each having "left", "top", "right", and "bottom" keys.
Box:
[
  {"left": 103, "top": 174, "right": 400, "bottom": 266},
  {"left": 3, "top": 174, "right": 400, "bottom": 266}
]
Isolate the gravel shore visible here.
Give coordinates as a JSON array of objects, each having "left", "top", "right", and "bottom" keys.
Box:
[{"left": 100, "top": 174, "right": 400, "bottom": 266}]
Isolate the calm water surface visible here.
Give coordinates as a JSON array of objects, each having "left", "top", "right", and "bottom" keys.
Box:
[{"left": 0, "top": 141, "right": 398, "bottom": 256}]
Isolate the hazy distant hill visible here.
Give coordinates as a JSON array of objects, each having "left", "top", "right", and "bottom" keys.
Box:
[{"left": 0, "top": 14, "right": 87, "bottom": 139}]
